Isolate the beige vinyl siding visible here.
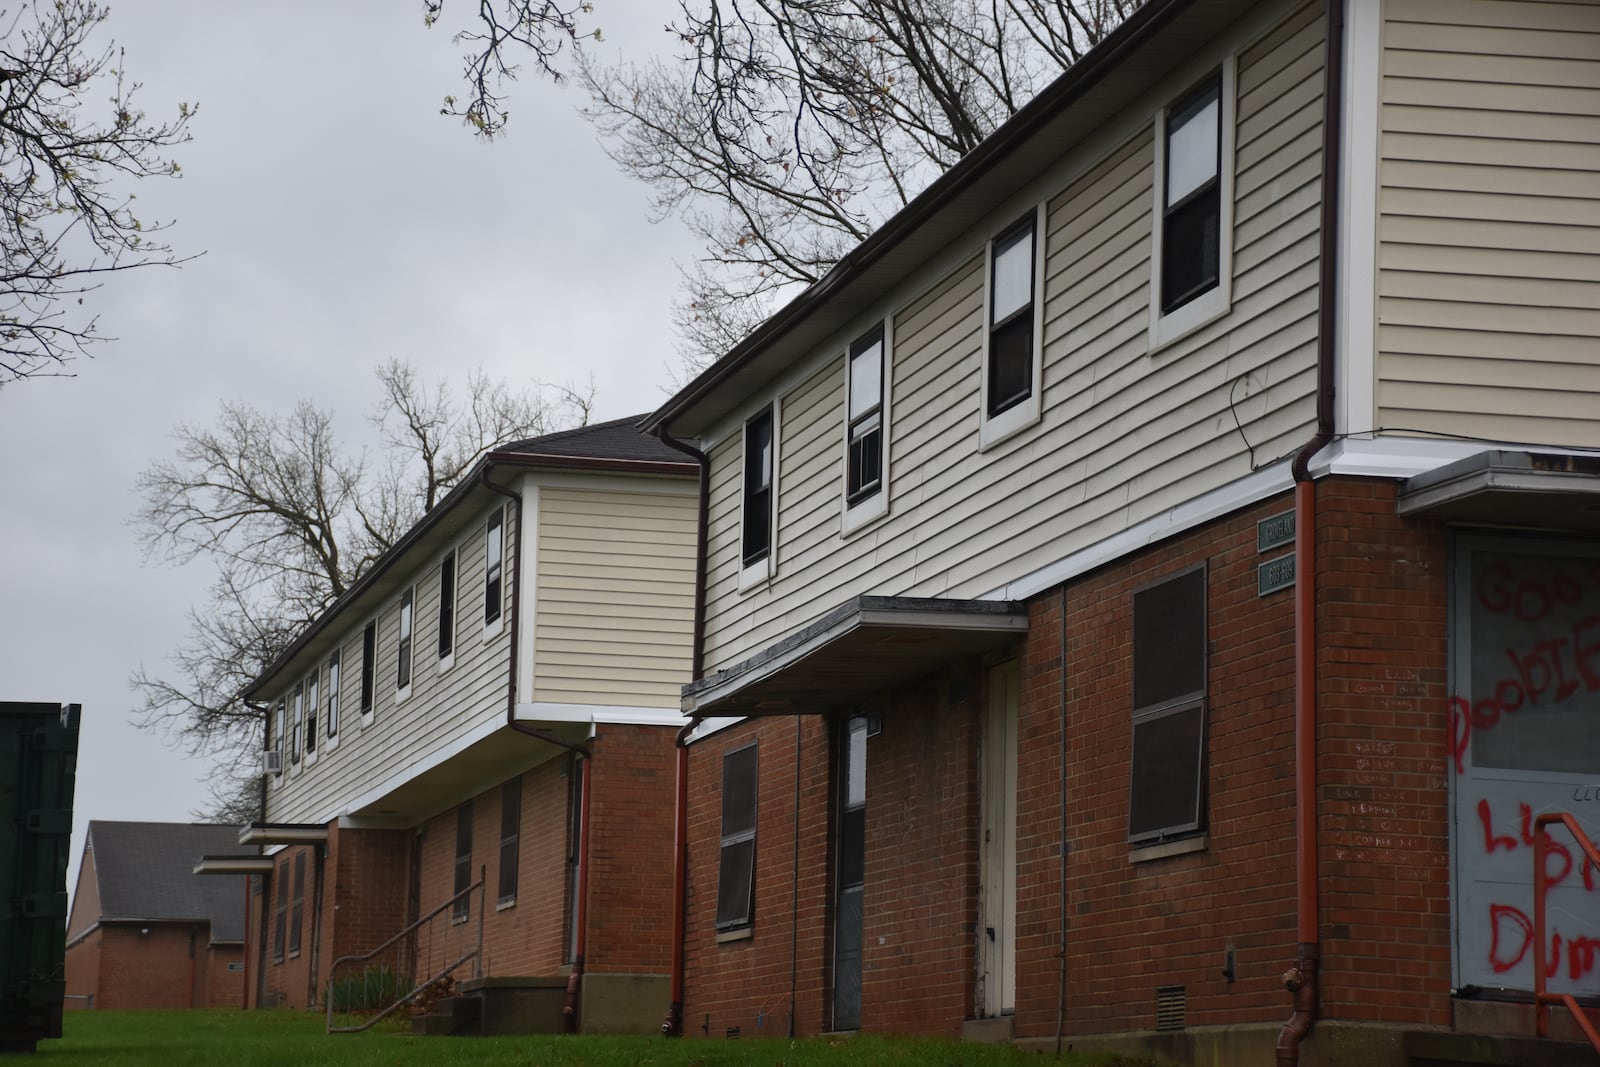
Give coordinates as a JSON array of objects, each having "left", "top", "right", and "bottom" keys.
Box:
[
  {"left": 265, "top": 503, "right": 514, "bottom": 825},
  {"left": 532, "top": 487, "right": 696, "bottom": 707},
  {"left": 701, "top": 1, "right": 1323, "bottom": 669},
  {"left": 1376, "top": 0, "right": 1600, "bottom": 444}
]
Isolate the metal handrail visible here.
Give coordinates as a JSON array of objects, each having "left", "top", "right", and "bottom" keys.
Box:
[
  {"left": 325, "top": 869, "right": 485, "bottom": 1034},
  {"left": 1532, "top": 812, "right": 1600, "bottom": 1052}
]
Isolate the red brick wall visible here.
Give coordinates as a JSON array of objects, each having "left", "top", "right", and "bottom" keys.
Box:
[
  {"left": 204, "top": 943, "right": 245, "bottom": 1008},
  {"left": 1314, "top": 477, "right": 1451, "bottom": 1026},
  {"left": 93, "top": 924, "right": 207, "bottom": 1009},
  {"left": 260, "top": 845, "right": 322, "bottom": 1009},
  {"left": 323, "top": 826, "right": 412, "bottom": 999},
  {"left": 585, "top": 723, "right": 678, "bottom": 974},
  {"left": 63, "top": 927, "right": 100, "bottom": 1008}
]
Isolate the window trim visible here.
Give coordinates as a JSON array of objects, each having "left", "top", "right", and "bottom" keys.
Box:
[
  {"left": 716, "top": 743, "right": 759, "bottom": 932},
  {"left": 484, "top": 508, "right": 505, "bottom": 638},
  {"left": 325, "top": 649, "right": 341, "bottom": 748},
  {"left": 271, "top": 699, "right": 285, "bottom": 778},
  {"left": 396, "top": 586, "right": 415, "bottom": 701},
  {"left": 359, "top": 619, "right": 377, "bottom": 724},
  {"left": 498, "top": 776, "right": 521, "bottom": 908},
  {"left": 738, "top": 405, "right": 779, "bottom": 591},
  {"left": 1148, "top": 56, "right": 1236, "bottom": 353},
  {"left": 978, "top": 203, "right": 1046, "bottom": 451},
  {"left": 1128, "top": 562, "right": 1209, "bottom": 845},
  {"left": 437, "top": 548, "right": 457, "bottom": 672},
  {"left": 841, "top": 319, "right": 891, "bottom": 535}
]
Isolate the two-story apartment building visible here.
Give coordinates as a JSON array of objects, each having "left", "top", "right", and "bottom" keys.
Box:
[
  {"left": 208, "top": 418, "right": 698, "bottom": 1033},
  {"left": 643, "top": 0, "right": 1600, "bottom": 1062}
]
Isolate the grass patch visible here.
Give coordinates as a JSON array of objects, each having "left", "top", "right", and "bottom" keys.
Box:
[{"left": 41, "top": 1009, "right": 1155, "bottom": 1066}]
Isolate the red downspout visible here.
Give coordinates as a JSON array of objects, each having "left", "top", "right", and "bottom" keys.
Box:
[
  {"left": 1278, "top": 0, "right": 1342, "bottom": 1062},
  {"left": 241, "top": 879, "right": 251, "bottom": 1010},
  {"left": 564, "top": 755, "right": 592, "bottom": 1032},
  {"left": 654, "top": 425, "right": 710, "bottom": 1039}
]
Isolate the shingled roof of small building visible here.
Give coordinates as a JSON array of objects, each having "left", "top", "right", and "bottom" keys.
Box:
[
  {"left": 83, "top": 821, "right": 253, "bottom": 943},
  {"left": 499, "top": 415, "right": 690, "bottom": 465}
]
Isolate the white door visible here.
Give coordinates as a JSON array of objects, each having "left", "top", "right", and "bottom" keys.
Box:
[{"left": 981, "top": 662, "right": 1019, "bottom": 1017}]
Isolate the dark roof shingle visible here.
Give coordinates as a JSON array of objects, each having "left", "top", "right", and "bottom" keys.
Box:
[
  {"left": 87, "top": 821, "right": 253, "bottom": 943},
  {"left": 500, "top": 415, "right": 690, "bottom": 465}
]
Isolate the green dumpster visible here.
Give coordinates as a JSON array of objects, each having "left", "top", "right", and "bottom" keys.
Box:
[{"left": 0, "top": 703, "right": 80, "bottom": 1053}]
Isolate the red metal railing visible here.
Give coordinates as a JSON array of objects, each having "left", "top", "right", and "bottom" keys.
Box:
[{"left": 1532, "top": 812, "right": 1600, "bottom": 1052}]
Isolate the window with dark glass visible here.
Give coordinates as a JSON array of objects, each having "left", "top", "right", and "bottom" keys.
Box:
[
  {"left": 438, "top": 551, "right": 456, "bottom": 660},
  {"left": 288, "top": 852, "right": 305, "bottom": 955},
  {"left": 847, "top": 326, "right": 884, "bottom": 504},
  {"left": 326, "top": 650, "right": 340, "bottom": 739},
  {"left": 397, "top": 587, "right": 414, "bottom": 691},
  {"left": 360, "top": 621, "right": 376, "bottom": 716},
  {"left": 1161, "top": 74, "right": 1222, "bottom": 314},
  {"left": 304, "top": 670, "right": 318, "bottom": 756},
  {"left": 498, "top": 776, "right": 521, "bottom": 906},
  {"left": 987, "top": 215, "right": 1036, "bottom": 418},
  {"left": 272, "top": 871, "right": 287, "bottom": 962},
  {"left": 716, "top": 744, "right": 758, "bottom": 929},
  {"left": 1129, "top": 565, "right": 1208, "bottom": 842},
  {"left": 741, "top": 410, "right": 774, "bottom": 566},
  {"left": 485, "top": 510, "right": 504, "bottom": 626},
  {"left": 453, "top": 801, "right": 473, "bottom": 922},
  {"left": 272, "top": 700, "right": 285, "bottom": 776}
]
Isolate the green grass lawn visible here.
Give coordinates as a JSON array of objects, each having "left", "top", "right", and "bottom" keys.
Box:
[{"left": 40, "top": 1009, "right": 1155, "bottom": 1066}]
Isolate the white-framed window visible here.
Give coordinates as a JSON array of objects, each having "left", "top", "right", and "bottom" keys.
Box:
[
  {"left": 842, "top": 321, "right": 890, "bottom": 533},
  {"left": 289, "top": 682, "right": 303, "bottom": 766},
  {"left": 484, "top": 508, "right": 505, "bottom": 635},
  {"left": 359, "top": 620, "right": 376, "bottom": 722},
  {"left": 738, "top": 406, "right": 777, "bottom": 590},
  {"left": 979, "top": 204, "right": 1045, "bottom": 450},
  {"left": 716, "top": 743, "right": 758, "bottom": 931},
  {"left": 437, "top": 549, "right": 456, "bottom": 670},
  {"left": 272, "top": 699, "right": 285, "bottom": 778},
  {"left": 326, "top": 649, "right": 341, "bottom": 744},
  {"left": 1148, "top": 57, "right": 1236, "bottom": 351},
  {"left": 396, "top": 586, "right": 414, "bottom": 698},
  {"left": 304, "top": 668, "right": 318, "bottom": 761},
  {"left": 1129, "top": 564, "right": 1208, "bottom": 844}
]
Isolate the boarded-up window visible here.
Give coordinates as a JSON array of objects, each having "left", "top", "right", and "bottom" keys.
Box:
[
  {"left": 288, "top": 852, "right": 305, "bottom": 955},
  {"left": 499, "top": 776, "right": 521, "bottom": 906},
  {"left": 717, "top": 744, "right": 758, "bottom": 929},
  {"left": 1129, "top": 565, "right": 1207, "bottom": 842},
  {"left": 453, "top": 801, "right": 473, "bottom": 922}
]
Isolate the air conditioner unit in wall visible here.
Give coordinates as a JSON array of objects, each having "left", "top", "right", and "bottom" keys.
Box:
[{"left": 262, "top": 750, "right": 283, "bottom": 775}]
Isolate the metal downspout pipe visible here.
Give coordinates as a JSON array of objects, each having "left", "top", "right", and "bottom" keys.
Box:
[
  {"left": 1277, "top": 0, "right": 1343, "bottom": 1060},
  {"left": 653, "top": 425, "right": 710, "bottom": 1038}
]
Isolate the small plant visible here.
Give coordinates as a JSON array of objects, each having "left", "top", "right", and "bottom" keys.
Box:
[{"left": 327, "top": 965, "right": 411, "bottom": 1014}]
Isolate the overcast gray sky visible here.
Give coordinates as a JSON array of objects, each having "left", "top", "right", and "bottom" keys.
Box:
[{"left": 0, "top": 2, "right": 699, "bottom": 897}]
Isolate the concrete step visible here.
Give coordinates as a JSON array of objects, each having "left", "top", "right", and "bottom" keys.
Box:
[
  {"left": 412, "top": 994, "right": 482, "bottom": 1037},
  {"left": 1406, "top": 1029, "right": 1599, "bottom": 1067}
]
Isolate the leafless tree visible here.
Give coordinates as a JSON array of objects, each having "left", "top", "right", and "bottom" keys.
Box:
[
  {"left": 0, "top": 0, "right": 193, "bottom": 385},
  {"left": 132, "top": 360, "right": 591, "bottom": 820}
]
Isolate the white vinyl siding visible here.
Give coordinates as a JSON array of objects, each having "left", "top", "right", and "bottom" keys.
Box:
[
  {"left": 264, "top": 503, "right": 516, "bottom": 825},
  {"left": 532, "top": 487, "right": 696, "bottom": 707},
  {"left": 1375, "top": 0, "right": 1600, "bottom": 445},
  {"left": 701, "top": 0, "right": 1322, "bottom": 670}
]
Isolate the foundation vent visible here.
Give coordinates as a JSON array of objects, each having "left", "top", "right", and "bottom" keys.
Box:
[{"left": 1155, "top": 985, "right": 1186, "bottom": 1031}]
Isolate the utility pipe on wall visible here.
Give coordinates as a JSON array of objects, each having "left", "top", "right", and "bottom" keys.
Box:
[
  {"left": 663, "top": 719, "right": 696, "bottom": 1036},
  {"left": 564, "top": 755, "right": 592, "bottom": 1032}
]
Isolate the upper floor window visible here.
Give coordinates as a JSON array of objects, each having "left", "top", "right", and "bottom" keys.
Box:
[
  {"left": 326, "top": 650, "right": 341, "bottom": 740},
  {"left": 397, "top": 587, "right": 414, "bottom": 693},
  {"left": 716, "top": 743, "right": 758, "bottom": 931},
  {"left": 304, "top": 669, "right": 318, "bottom": 757},
  {"left": 1129, "top": 564, "right": 1207, "bottom": 843},
  {"left": 289, "top": 682, "right": 303, "bottom": 765},
  {"left": 360, "top": 621, "right": 376, "bottom": 719},
  {"left": 485, "top": 509, "right": 504, "bottom": 628},
  {"left": 740, "top": 408, "right": 775, "bottom": 580},
  {"left": 980, "top": 207, "right": 1044, "bottom": 449},
  {"left": 438, "top": 550, "right": 456, "bottom": 662},
  {"left": 1149, "top": 60, "right": 1235, "bottom": 349},
  {"left": 272, "top": 700, "right": 285, "bottom": 777},
  {"left": 847, "top": 326, "right": 884, "bottom": 504}
]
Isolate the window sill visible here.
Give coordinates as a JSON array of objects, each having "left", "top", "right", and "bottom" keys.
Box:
[
  {"left": 1147, "top": 287, "right": 1229, "bottom": 355},
  {"left": 483, "top": 619, "right": 504, "bottom": 642},
  {"left": 396, "top": 684, "right": 412, "bottom": 706},
  {"left": 715, "top": 927, "right": 753, "bottom": 944},
  {"left": 1129, "top": 835, "right": 1207, "bottom": 864},
  {"left": 977, "top": 393, "right": 1041, "bottom": 453},
  {"left": 841, "top": 491, "right": 888, "bottom": 539},
  {"left": 496, "top": 898, "right": 516, "bottom": 912},
  {"left": 437, "top": 654, "right": 454, "bottom": 676},
  {"left": 450, "top": 914, "right": 470, "bottom": 927},
  {"left": 738, "top": 554, "right": 772, "bottom": 594}
]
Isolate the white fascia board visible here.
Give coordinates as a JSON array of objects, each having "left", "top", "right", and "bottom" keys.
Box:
[
  {"left": 686, "top": 716, "right": 749, "bottom": 745},
  {"left": 514, "top": 701, "right": 689, "bottom": 728}
]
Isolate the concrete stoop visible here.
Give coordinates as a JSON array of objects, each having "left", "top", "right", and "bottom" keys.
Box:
[
  {"left": 961, "top": 1016, "right": 1015, "bottom": 1044},
  {"left": 1405, "top": 1030, "right": 1599, "bottom": 1067},
  {"left": 411, "top": 994, "right": 482, "bottom": 1036}
]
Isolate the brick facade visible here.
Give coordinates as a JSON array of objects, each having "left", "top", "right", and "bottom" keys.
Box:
[
  {"left": 66, "top": 924, "right": 242, "bottom": 1010},
  {"left": 681, "top": 479, "right": 1461, "bottom": 1044}
]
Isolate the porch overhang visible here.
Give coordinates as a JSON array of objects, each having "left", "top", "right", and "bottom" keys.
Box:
[
  {"left": 238, "top": 822, "right": 329, "bottom": 847},
  {"left": 1397, "top": 450, "right": 1600, "bottom": 532},
  {"left": 681, "top": 596, "right": 1029, "bottom": 718},
  {"left": 193, "top": 855, "right": 273, "bottom": 876}
]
